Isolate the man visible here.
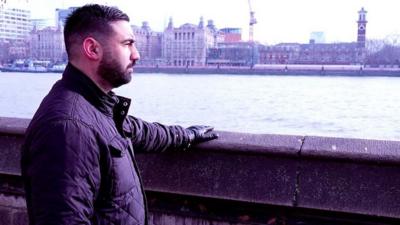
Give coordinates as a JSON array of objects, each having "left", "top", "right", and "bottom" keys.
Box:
[{"left": 21, "top": 4, "right": 217, "bottom": 225}]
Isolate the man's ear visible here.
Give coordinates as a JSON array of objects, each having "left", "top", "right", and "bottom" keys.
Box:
[{"left": 82, "top": 37, "right": 102, "bottom": 60}]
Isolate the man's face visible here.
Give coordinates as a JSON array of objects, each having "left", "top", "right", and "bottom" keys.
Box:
[{"left": 97, "top": 20, "right": 140, "bottom": 89}]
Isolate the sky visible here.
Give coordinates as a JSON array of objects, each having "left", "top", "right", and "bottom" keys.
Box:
[{"left": 8, "top": 0, "right": 400, "bottom": 44}]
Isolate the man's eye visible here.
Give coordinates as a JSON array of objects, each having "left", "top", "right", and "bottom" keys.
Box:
[{"left": 126, "top": 41, "right": 134, "bottom": 46}]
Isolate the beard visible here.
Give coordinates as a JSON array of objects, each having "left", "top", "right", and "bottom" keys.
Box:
[{"left": 97, "top": 52, "right": 133, "bottom": 89}]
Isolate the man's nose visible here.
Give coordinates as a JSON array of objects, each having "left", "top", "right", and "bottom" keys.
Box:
[{"left": 131, "top": 45, "right": 140, "bottom": 61}]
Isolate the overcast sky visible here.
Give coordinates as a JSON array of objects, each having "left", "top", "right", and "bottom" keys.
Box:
[{"left": 10, "top": 0, "right": 400, "bottom": 44}]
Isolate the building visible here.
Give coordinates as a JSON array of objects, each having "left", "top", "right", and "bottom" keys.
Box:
[
  {"left": 297, "top": 8, "right": 367, "bottom": 64},
  {"left": 29, "top": 24, "right": 66, "bottom": 62},
  {"left": 7, "top": 40, "right": 30, "bottom": 61},
  {"left": 260, "top": 41, "right": 365, "bottom": 66},
  {"left": 259, "top": 43, "right": 300, "bottom": 64},
  {"left": 206, "top": 20, "right": 225, "bottom": 46},
  {"left": 259, "top": 7, "right": 367, "bottom": 65},
  {"left": 0, "top": 7, "right": 31, "bottom": 42},
  {"left": 132, "top": 22, "right": 162, "bottom": 66},
  {"left": 162, "top": 17, "right": 221, "bottom": 67},
  {"left": 207, "top": 42, "right": 259, "bottom": 67},
  {"left": 357, "top": 8, "right": 367, "bottom": 48},
  {"left": 0, "top": 6, "right": 31, "bottom": 61},
  {"left": 295, "top": 42, "right": 362, "bottom": 64},
  {"left": 220, "top": 28, "right": 242, "bottom": 43},
  {"left": 0, "top": 41, "right": 10, "bottom": 63}
]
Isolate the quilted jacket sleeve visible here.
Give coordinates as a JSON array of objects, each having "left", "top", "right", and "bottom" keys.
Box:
[
  {"left": 126, "top": 115, "right": 192, "bottom": 152},
  {"left": 22, "top": 120, "right": 100, "bottom": 225}
]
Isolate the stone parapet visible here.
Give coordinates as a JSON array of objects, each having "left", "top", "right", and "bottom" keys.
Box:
[{"left": 0, "top": 117, "right": 399, "bottom": 224}]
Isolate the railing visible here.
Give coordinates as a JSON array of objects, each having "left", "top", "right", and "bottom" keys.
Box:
[{"left": 0, "top": 117, "right": 399, "bottom": 225}]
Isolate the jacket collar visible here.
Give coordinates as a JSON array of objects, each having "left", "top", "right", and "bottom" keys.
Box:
[{"left": 62, "top": 63, "right": 131, "bottom": 117}]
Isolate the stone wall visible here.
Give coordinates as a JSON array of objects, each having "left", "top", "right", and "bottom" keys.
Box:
[{"left": 1, "top": 117, "right": 399, "bottom": 225}]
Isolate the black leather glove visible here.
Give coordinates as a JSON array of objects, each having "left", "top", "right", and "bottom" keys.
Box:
[{"left": 187, "top": 125, "right": 218, "bottom": 145}]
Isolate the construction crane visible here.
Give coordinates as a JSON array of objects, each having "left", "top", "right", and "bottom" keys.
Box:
[{"left": 248, "top": 0, "right": 257, "bottom": 42}]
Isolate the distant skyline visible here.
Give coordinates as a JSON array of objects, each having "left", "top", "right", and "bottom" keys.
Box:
[{"left": 7, "top": 0, "right": 400, "bottom": 44}]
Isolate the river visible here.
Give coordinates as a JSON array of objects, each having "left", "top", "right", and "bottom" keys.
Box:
[{"left": 1, "top": 71, "right": 400, "bottom": 141}]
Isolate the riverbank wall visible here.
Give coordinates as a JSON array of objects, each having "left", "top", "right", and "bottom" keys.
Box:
[
  {"left": 1, "top": 117, "right": 399, "bottom": 224},
  {"left": 134, "top": 66, "right": 400, "bottom": 76},
  {"left": 2, "top": 65, "right": 400, "bottom": 76}
]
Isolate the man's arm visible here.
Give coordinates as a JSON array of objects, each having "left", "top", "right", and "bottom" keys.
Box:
[
  {"left": 126, "top": 116, "right": 218, "bottom": 152},
  {"left": 22, "top": 120, "right": 100, "bottom": 225}
]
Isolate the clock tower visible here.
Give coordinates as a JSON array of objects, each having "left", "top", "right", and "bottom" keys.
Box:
[{"left": 357, "top": 7, "right": 367, "bottom": 48}]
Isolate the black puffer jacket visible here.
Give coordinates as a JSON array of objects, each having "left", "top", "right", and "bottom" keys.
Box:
[{"left": 21, "top": 64, "right": 192, "bottom": 225}]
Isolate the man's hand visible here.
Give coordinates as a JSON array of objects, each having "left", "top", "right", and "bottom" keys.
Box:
[{"left": 187, "top": 125, "right": 218, "bottom": 145}]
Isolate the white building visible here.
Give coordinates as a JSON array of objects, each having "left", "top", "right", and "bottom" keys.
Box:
[
  {"left": 30, "top": 25, "right": 66, "bottom": 62},
  {"left": 162, "top": 17, "right": 221, "bottom": 67},
  {"left": 0, "top": 6, "right": 31, "bottom": 61},
  {"left": 0, "top": 7, "right": 31, "bottom": 42},
  {"left": 132, "top": 22, "right": 162, "bottom": 66}
]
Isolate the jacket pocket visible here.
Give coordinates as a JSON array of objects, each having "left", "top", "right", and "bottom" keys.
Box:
[
  {"left": 109, "top": 145, "right": 125, "bottom": 157},
  {"left": 108, "top": 136, "right": 140, "bottom": 197}
]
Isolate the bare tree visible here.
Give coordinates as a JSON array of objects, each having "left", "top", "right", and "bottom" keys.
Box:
[{"left": 365, "top": 35, "right": 400, "bottom": 66}]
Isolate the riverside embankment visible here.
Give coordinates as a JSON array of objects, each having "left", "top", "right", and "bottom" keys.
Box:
[
  {"left": 1, "top": 117, "right": 399, "bottom": 225},
  {"left": 134, "top": 65, "right": 400, "bottom": 76},
  {"left": 2, "top": 64, "right": 400, "bottom": 76}
]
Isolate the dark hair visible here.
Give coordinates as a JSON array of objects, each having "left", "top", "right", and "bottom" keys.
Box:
[{"left": 64, "top": 4, "right": 130, "bottom": 60}]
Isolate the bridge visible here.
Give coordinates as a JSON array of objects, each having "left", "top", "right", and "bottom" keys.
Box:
[{"left": 0, "top": 117, "right": 399, "bottom": 224}]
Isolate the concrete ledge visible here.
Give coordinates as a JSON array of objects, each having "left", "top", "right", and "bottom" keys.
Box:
[
  {"left": 193, "top": 131, "right": 303, "bottom": 155},
  {"left": 297, "top": 157, "right": 400, "bottom": 219},
  {"left": 302, "top": 136, "right": 400, "bottom": 164},
  {"left": 1, "top": 117, "right": 399, "bottom": 222},
  {"left": 0, "top": 118, "right": 28, "bottom": 176},
  {"left": 0, "top": 117, "right": 29, "bottom": 136},
  {"left": 138, "top": 148, "right": 299, "bottom": 207}
]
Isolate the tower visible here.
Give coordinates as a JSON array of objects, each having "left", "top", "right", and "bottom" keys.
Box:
[
  {"left": 357, "top": 7, "right": 367, "bottom": 48},
  {"left": 167, "top": 17, "right": 173, "bottom": 30},
  {"left": 198, "top": 16, "right": 204, "bottom": 29}
]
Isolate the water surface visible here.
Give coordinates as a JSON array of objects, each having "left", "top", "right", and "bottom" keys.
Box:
[{"left": 1, "top": 72, "right": 400, "bottom": 140}]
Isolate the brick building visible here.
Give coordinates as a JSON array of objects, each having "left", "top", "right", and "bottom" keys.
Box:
[
  {"left": 220, "top": 27, "right": 242, "bottom": 43},
  {"left": 259, "top": 7, "right": 367, "bottom": 65},
  {"left": 259, "top": 43, "right": 300, "bottom": 64}
]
